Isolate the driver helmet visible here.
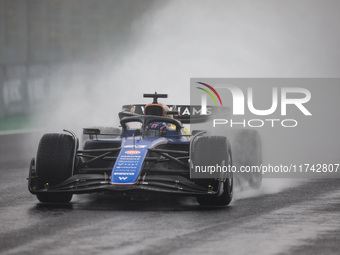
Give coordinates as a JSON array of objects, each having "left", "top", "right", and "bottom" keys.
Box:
[{"left": 145, "top": 122, "right": 167, "bottom": 137}]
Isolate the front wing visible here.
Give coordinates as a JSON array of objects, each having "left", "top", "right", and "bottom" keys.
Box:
[{"left": 28, "top": 163, "right": 221, "bottom": 196}]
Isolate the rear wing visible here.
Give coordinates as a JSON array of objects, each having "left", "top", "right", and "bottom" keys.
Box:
[{"left": 120, "top": 104, "right": 230, "bottom": 124}]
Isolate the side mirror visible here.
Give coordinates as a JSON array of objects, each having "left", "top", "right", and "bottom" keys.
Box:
[
  {"left": 191, "top": 130, "right": 207, "bottom": 136},
  {"left": 83, "top": 128, "right": 100, "bottom": 139}
]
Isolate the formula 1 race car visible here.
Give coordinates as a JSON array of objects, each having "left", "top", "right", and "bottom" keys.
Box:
[{"left": 28, "top": 92, "right": 261, "bottom": 206}]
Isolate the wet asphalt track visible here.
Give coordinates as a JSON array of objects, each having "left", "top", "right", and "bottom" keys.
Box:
[{"left": 0, "top": 132, "right": 340, "bottom": 255}]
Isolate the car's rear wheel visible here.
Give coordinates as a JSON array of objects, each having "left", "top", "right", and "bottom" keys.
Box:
[
  {"left": 35, "top": 133, "right": 76, "bottom": 203},
  {"left": 191, "top": 136, "right": 233, "bottom": 206}
]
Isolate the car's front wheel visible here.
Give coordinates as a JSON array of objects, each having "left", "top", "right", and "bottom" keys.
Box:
[
  {"left": 35, "top": 133, "right": 76, "bottom": 203},
  {"left": 191, "top": 136, "right": 233, "bottom": 206}
]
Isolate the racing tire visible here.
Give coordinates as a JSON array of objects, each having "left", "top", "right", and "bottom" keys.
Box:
[
  {"left": 35, "top": 133, "right": 76, "bottom": 203},
  {"left": 192, "top": 136, "right": 233, "bottom": 206},
  {"left": 230, "top": 130, "right": 262, "bottom": 189}
]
